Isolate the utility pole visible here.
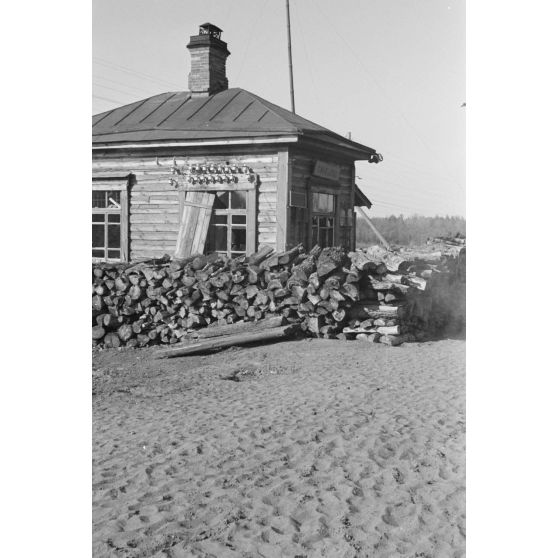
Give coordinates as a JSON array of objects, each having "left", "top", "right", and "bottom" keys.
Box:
[{"left": 285, "top": 0, "right": 296, "bottom": 113}]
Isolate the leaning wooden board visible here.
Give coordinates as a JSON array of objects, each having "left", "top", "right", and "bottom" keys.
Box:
[{"left": 174, "top": 191, "right": 215, "bottom": 258}]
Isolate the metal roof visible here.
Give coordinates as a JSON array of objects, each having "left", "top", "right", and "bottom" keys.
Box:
[{"left": 92, "top": 88, "right": 376, "bottom": 157}]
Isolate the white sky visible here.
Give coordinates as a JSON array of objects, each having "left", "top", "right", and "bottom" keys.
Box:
[{"left": 93, "top": 0, "right": 465, "bottom": 217}]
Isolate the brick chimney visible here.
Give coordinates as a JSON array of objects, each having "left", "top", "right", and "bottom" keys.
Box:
[{"left": 187, "top": 23, "right": 230, "bottom": 97}]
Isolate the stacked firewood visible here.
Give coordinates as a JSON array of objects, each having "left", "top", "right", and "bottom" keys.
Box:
[
  {"left": 341, "top": 244, "right": 465, "bottom": 345},
  {"left": 92, "top": 242, "right": 465, "bottom": 349}
]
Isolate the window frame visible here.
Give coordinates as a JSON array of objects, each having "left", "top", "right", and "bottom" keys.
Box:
[
  {"left": 92, "top": 178, "right": 129, "bottom": 262},
  {"left": 183, "top": 185, "right": 256, "bottom": 258},
  {"left": 206, "top": 190, "right": 249, "bottom": 257},
  {"left": 309, "top": 190, "right": 337, "bottom": 248}
]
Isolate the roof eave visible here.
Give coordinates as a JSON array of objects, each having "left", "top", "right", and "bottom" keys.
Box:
[
  {"left": 297, "top": 131, "right": 376, "bottom": 161},
  {"left": 92, "top": 135, "right": 300, "bottom": 150}
]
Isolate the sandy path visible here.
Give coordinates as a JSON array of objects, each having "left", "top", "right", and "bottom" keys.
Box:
[{"left": 93, "top": 339, "right": 465, "bottom": 558}]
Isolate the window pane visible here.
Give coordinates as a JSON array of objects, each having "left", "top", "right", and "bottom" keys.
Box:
[
  {"left": 312, "top": 192, "right": 334, "bottom": 213},
  {"left": 92, "top": 249, "right": 104, "bottom": 258},
  {"left": 230, "top": 191, "right": 247, "bottom": 209},
  {"left": 107, "top": 191, "right": 121, "bottom": 208},
  {"left": 326, "top": 228, "right": 334, "bottom": 246},
  {"left": 92, "top": 224, "right": 104, "bottom": 248},
  {"left": 92, "top": 191, "right": 106, "bottom": 208},
  {"left": 231, "top": 214, "right": 246, "bottom": 224},
  {"left": 319, "top": 217, "right": 327, "bottom": 227},
  {"left": 327, "top": 217, "right": 334, "bottom": 228},
  {"left": 312, "top": 216, "right": 318, "bottom": 226},
  {"left": 213, "top": 226, "right": 227, "bottom": 251},
  {"left": 231, "top": 228, "right": 246, "bottom": 251},
  {"left": 213, "top": 214, "right": 227, "bottom": 224},
  {"left": 312, "top": 193, "right": 319, "bottom": 212},
  {"left": 319, "top": 228, "right": 328, "bottom": 247},
  {"left": 92, "top": 213, "right": 104, "bottom": 222},
  {"left": 312, "top": 227, "right": 318, "bottom": 246},
  {"left": 214, "top": 191, "right": 229, "bottom": 209},
  {"left": 108, "top": 225, "right": 120, "bottom": 248},
  {"left": 107, "top": 249, "right": 120, "bottom": 259},
  {"left": 108, "top": 214, "right": 120, "bottom": 223}
]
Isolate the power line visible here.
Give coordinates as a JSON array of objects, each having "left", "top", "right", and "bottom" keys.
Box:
[
  {"left": 93, "top": 94, "right": 126, "bottom": 106},
  {"left": 93, "top": 57, "right": 183, "bottom": 90},
  {"left": 292, "top": 0, "right": 323, "bottom": 116},
  {"left": 365, "top": 172, "right": 453, "bottom": 199},
  {"left": 308, "top": 1, "right": 463, "bottom": 190},
  {"left": 379, "top": 150, "right": 464, "bottom": 188},
  {"left": 233, "top": 0, "right": 270, "bottom": 84},
  {"left": 93, "top": 75, "right": 159, "bottom": 97},
  {"left": 93, "top": 82, "right": 148, "bottom": 101}
]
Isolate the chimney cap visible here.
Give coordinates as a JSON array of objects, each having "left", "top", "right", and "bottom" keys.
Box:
[{"left": 198, "top": 22, "right": 223, "bottom": 39}]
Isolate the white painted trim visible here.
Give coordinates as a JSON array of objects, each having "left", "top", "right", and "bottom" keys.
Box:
[
  {"left": 92, "top": 136, "right": 299, "bottom": 150},
  {"left": 92, "top": 182, "right": 128, "bottom": 191}
]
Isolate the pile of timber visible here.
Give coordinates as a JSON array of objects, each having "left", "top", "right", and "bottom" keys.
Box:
[
  {"left": 92, "top": 242, "right": 465, "bottom": 349},
  {"left": 342, "top": 242, "right": 465, "bottom": 344}
]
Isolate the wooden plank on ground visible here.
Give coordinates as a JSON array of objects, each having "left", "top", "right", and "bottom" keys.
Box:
[
  {"left": 188, "top": 316, "right": 285, "bottom": 339},
  {"left": 154, "top": 324, "right": 299, "bottom": 358}
]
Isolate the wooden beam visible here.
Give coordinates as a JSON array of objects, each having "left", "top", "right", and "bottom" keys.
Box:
[
  {"left": 154, "top": 324, "right": 299, "bottom": 358},
  {"left": 275, "top": 148, "right": 289, "bottom": 251},
  {"left": 187, "top": 316, "right": 284, "bottom": 340},
  {"left": 355, "top": 206, "right": 390, "bottom": 250}
]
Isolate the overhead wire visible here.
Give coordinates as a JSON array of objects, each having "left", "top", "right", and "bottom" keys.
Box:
[
  {"left": 93, "top": 82, "right": 148, "bottom": 101},
  {"left": 93, "top": 57, "right": 183, "bottom": 90},
  {"left": 93, "top": 74, "right": 160, "bottom": 97},
  {"left": 233, "top": 0, "right": 270, "bottom": 84},
  {"left": 308, "top": 0, "right": 464, "bottom": 191},
  {"left": 292, "top": 1, "right": 323, "bottom": 116},
  {"left": 93, "top": 94, "right": 126, "bottom": 106}
]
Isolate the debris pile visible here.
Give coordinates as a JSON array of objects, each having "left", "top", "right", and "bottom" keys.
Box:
[{"left": 92, "top": 241, "right": 465, "bottom": 350}]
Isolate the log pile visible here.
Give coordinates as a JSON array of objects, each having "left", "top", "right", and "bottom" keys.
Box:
[{"left": 92, "top": 240, "right": 465, "bottom": 350}]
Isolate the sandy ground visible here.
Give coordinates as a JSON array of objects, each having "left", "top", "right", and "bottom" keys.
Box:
[{"left": 93, "top": 338, "right": 465, "bottom": 558}]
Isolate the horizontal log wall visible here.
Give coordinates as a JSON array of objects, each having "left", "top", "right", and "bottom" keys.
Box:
[{"left": 93, "top": 149, "right": 280, "bottom": 261}]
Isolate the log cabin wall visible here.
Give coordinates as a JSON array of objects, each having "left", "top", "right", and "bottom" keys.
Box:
[
  {"left": 92, "top": 146, "right": 281, "bottom": 262},
  {"left": 287, "top": 147, "right": 356, "bottom": 251}
]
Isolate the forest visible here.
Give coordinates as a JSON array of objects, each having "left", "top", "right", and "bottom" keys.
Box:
[{"left": 355, "top": 215, "right": 466, "bottom": 247}]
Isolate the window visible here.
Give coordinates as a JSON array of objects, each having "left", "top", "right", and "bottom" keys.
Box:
[
  {"left": 338, "top": 202, "right": 354, "bottom": 250},
  {"left": 311, "top": 192, "right": 335, "bottom": 247},
  {"left": 92, "top": 190, "right": 125, "bottom": 260},
  {"left": 205, "top": 190, "right": 248, "bottom": 257}
]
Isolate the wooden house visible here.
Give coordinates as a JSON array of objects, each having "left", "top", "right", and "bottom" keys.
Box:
[{"left": 92, "top": 23, "right": 380, "bottom": 263}]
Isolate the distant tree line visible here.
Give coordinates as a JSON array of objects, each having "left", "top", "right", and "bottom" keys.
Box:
[{"left": 355, "top": 215, "right": 466, "bottom": 247}]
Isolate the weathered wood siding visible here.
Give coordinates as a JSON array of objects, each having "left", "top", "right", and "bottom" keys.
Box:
[
  {"left": 92, "top": 148, "right": 280, "bottom": 261},
  {"left": 287, "top": 149, "right": 356, "bottom": 250}
]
